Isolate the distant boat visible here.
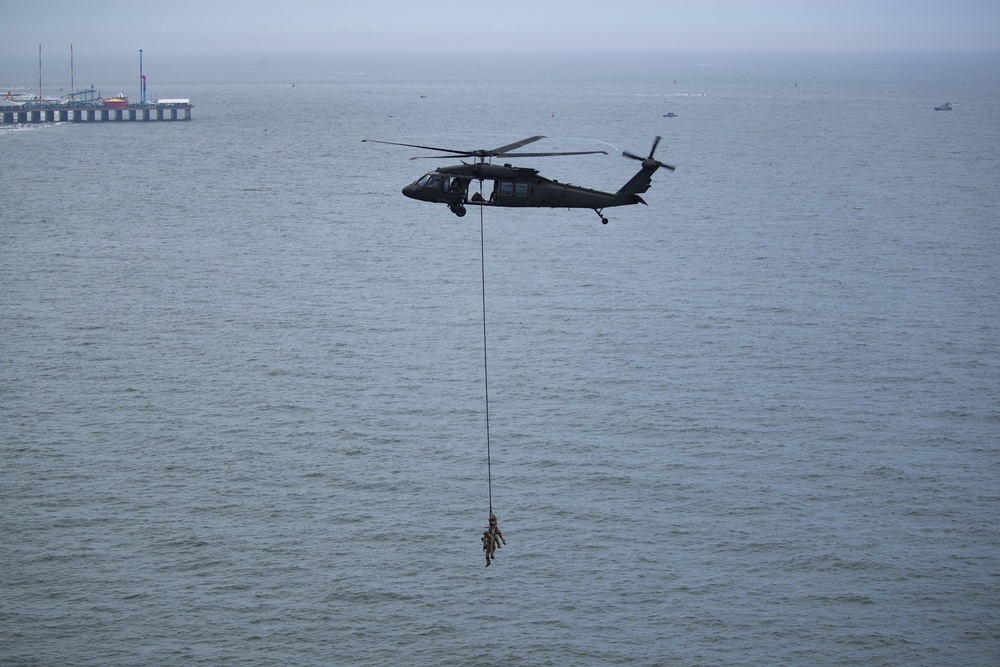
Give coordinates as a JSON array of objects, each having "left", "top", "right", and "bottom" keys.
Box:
[
  {"left": 664, "top": 112, "right": 678, "bottom": 117},
  {"left": 934, "top": 102, "right": 953, "bottom": 111}
]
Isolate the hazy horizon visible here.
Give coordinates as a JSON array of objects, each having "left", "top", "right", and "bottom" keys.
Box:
[{"left": 3, "top": 1, "right": 998, "bottom": 57}]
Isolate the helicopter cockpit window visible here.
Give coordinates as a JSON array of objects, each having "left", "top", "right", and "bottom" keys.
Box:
[{"left": 422, "top": 175, "right": 443, "bottom": 190}]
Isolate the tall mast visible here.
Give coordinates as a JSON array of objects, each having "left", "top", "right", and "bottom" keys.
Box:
[{"left": 139, "top": 49, "right": 147, "bottom": 105}]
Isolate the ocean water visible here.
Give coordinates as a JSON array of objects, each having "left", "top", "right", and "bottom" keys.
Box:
[{"left": 2, "top": 49, "right": 999, "bottom": 666}]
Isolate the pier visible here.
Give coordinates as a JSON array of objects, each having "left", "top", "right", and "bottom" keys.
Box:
[
  {"left": 1, "top": 100, "right": 193, "bottom": 125},
  {"left": 4, "top": 47, "right": 193, "bottom": 126}
]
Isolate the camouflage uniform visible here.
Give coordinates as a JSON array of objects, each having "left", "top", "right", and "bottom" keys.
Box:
[{"left": 482, "top": 513, "right": 506, "bottom": 566}]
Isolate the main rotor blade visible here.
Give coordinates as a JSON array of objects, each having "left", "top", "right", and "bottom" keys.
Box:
[
  {"left": 366, "top": 136, "right": 606, "bottom": 160},
  {"left": 362, "top": 139, "right": 473, "bottom": 154},
  {"left": 500, "top": 150, "right": 608, "bottom": 158},
  {"left": 489, "top": 136, "right": 545, "bottom": 155},
  {"left": 409, "top": 149, "right": 609, "bottom": 160},
  {"left": 365, "top": 137, "right": 549, "bottom": 160},
  {"left": 409, "top": 154, "right": 480, "bottom": 160}
]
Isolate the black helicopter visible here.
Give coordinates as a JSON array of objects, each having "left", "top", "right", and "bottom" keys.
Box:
[{"left": 363, "top": 135, "right": 674, "bottom": 224}]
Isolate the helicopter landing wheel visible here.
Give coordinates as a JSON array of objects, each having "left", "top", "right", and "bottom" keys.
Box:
[
  {"left": 450, "top": 204, "right": 467, "bottom": 217},
  {"left": 594, "top": 209, "right": 609, "bottom": 224}
]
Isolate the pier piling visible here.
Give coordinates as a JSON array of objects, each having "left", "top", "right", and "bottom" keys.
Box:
[{"left": 2, "top": 101, "right": 192, "bottom": 125}]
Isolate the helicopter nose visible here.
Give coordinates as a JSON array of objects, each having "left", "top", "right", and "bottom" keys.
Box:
[{"left": 402, "top": 182, "right": 418, "bottom": 199}]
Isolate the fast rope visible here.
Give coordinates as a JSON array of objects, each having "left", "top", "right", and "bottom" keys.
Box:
[{"left": 479, "top": 198, "right": 493, "bottom": 516}]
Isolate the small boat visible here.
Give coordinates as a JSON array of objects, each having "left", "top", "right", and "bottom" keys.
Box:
[
  {"left": 934, "top": 102, "right": 953, "bottom": 111},
  {"left": 103, "top": 95, "right": 128, "bottom": 108},
  {"left": 664, "top": 112, "right": 678, "bottom": 117}
]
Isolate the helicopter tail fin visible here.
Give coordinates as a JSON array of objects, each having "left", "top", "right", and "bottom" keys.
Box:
[{"left": 616, "top": 166, "right": 658, "bottom": 201}]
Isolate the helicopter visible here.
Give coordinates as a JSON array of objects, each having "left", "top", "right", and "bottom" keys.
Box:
[{"left": 362, "top": 135, "right": 674, "bottom": 224}]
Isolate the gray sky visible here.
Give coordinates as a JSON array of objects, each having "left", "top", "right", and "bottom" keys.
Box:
[{"left": 3, "top": 0, "right": 998, "bottom": 55}]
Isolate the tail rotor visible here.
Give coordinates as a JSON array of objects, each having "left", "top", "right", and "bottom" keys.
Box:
[{"left": 623, "top": 136, "right": 675, "bottom": 171}]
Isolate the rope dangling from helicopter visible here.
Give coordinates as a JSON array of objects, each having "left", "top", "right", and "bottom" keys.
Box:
[
  {"left": 479, "top": 197, "right": 493, "bottom": 516},
  {"left": 478, "top": 186, "right": 507, "bottom": 567}
]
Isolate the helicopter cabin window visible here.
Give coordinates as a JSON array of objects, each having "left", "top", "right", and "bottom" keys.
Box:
[{"left": 494, "top": 181, "right": 528, "bottom": 200}]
